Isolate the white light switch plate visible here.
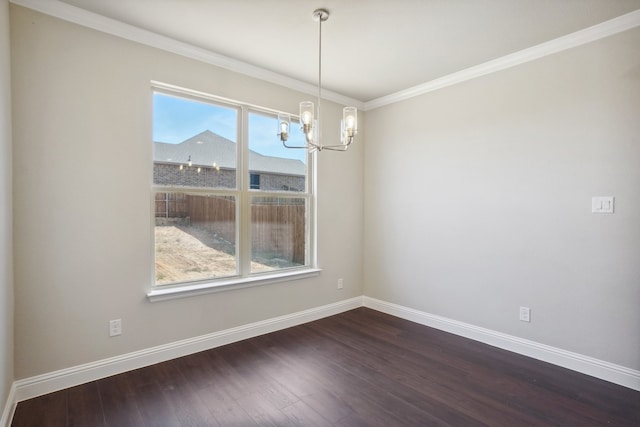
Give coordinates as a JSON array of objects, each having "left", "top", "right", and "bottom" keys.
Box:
[{"left": 592, "top": 196, "right": 614, "bottom": 213}]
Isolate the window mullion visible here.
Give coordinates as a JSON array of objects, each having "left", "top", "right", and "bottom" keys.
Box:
[
  {"left": 309, "top": 150, "right": 317, "bottom": 268},
  {"left": 239, "top": 106, "right": 251, "bottom": 277}
]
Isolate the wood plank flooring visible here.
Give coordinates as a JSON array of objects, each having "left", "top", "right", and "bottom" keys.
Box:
[{"left": 11, "top": 308, "right": 640, "bottom": 426}]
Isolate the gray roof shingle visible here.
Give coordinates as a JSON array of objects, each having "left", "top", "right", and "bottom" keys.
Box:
[{"left": 154, "top": 130, "right": 306, "bottom": 176}]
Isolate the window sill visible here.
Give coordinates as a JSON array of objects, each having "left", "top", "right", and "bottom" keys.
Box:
[{"left": 147, "top": 268, "right": 322, "bottom": 302}]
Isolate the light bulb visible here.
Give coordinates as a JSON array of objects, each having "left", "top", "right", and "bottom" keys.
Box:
[
  {"left": 299, "top": 102, "right": 314, "bottom": 129},
  {"left": 342, "top": 106, "right": 358, "bottom": 142},
  {"left": 345, "top": 115, "right": 355, "bottom": 130},
  {"left": 277, "top": 114, "right": 290, "bottom": 143}
]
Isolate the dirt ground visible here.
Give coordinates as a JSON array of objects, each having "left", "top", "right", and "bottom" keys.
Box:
[{"left": 155, "top": 225, "right": 272, "bottom": 285}]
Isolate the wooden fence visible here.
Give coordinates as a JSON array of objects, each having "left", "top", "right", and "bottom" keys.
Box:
[
  {"left": 155, "top": 192, "right": 189, "bottom": 218},
  {"left": 251, "top": 201, "right": 305, "bottom": 264},
  {"left": 155, "top": 193, "right": 305, "bottom": 264}
]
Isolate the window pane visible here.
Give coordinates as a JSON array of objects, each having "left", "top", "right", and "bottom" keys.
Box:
[
  {"left": 155, "top": 193, "right": 237, "bottom": 284},
  {"left": 250, "top": 173, "right": 261, "bottom": 189},
  {"left": 251, "top": 196, "right": 307, "bottom": 273},
  {"left": 248, "top": 112, "right": 307, "bottom": 192},
  {"left": 153, "top": 93, "right": 238, "bottom": 189}
]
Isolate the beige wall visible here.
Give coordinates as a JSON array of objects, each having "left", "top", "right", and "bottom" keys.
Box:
[
  {"left": 10, "top": 0, "right": 637, "bottom": 387},
  {"left": 364, "top": 27, "right": 640, "bottom": 370},
  {"left": 1, "top": 0, "right": 14, "bottom": 413},
  {"left": 10, "top": 5, "right": 364, "bottom": 379}
]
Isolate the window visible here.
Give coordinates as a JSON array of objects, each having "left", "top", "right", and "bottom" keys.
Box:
[
  {"left": 249, "top": 173, "right": 260, "bottom": 190},
  {"left": 151, "top": 84, "right": 315, "bottom": 293}
]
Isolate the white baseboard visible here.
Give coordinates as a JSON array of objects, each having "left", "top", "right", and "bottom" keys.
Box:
[
  {"left": 12, "top": 296, "right": 363, "bottom": 404},
  {"left": 5, "top": 293, "right": 638, "bottom": 427},
  {"left": 0, "top": 383, "right": 16, "bottom": 427},
  {"left": 363, "top": 296, "right": 640, "bottom": 391}
]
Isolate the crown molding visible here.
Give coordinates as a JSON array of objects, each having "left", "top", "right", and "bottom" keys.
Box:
[
  {"left": 10, "top": 1, "right": 640, "bottom": 112},
  {"left": 363, "top": 8, "right": 640, "bottom": 110},
  {"left": 9, "top": 0, "right": 364, "bottom": 109}
]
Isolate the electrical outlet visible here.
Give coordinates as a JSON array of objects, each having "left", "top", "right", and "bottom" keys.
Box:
[
  {"left": 337, "top": 278, "right": 343, "bottom": 289},
  {"left": 109, "top": 319, "right": 122, "bottom": 337},
  {"left": 519, "top": 307, "right": 531, "bottom": 323}
]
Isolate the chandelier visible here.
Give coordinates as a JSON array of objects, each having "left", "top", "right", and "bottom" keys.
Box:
[{"left": 278, "top": 8, "right": 358, "bottom": 152}]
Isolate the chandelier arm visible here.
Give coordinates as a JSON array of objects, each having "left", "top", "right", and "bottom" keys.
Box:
[
  {"left": 317, "top": 136, "right": 354, "bottom": 150},
  {"left": 282, "top": 140, "right": 321, "bottom": 150},
  {"left": 281, "top": 142, "right": 311, "bottom": 149},
  {"left": 321, "top": 145, "right": 349, "bottom": 152}
]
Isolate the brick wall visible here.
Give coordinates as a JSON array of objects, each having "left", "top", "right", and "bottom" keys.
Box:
[
  {"left": 259, "top": 173, "right": 305, "bottom": 192},
  {"left": 153, "top": 163, "right": 235, "bottom": 188},
  {"left": 153, "top": 163, "right": 305, "bottom": 191}
]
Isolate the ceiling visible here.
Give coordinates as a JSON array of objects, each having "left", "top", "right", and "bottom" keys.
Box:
[{"left": 54, "top": 0, "right": 640, "bottom": 103}]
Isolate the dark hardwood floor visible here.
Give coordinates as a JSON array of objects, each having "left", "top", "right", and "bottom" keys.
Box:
[{"left": 11, "top": 308, "right": 640, "bottom": 426}]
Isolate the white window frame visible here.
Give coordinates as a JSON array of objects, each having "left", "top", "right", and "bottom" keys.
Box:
[{"left": 148, "top": 82, "right": 319, "bottom": 302}]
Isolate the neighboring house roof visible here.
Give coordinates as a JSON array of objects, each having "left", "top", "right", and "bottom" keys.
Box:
[{"left": 154, "top": 130, "right": 306, "bottom": 176}]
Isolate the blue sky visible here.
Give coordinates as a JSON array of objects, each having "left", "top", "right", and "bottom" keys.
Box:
[{"left": 153, "top": 93, "right": 307, "bottom": 163}]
